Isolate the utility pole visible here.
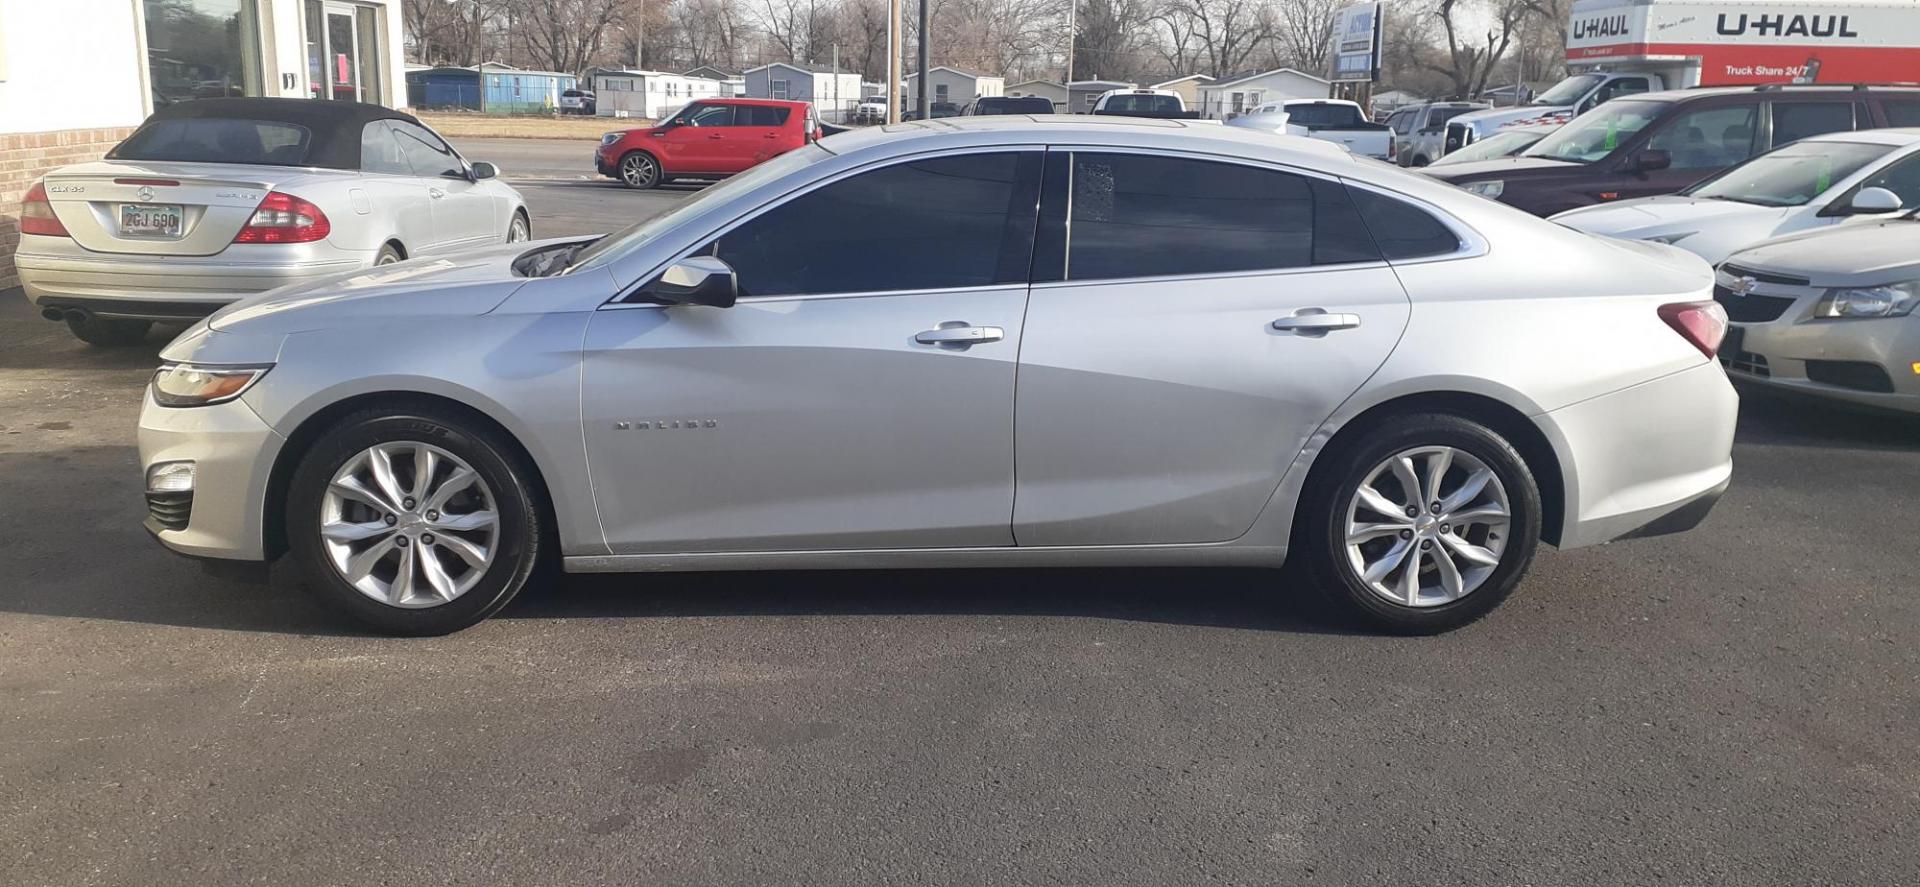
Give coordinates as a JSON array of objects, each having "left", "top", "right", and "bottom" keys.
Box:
[
  {"left": 915, "top": 0, "right": 930, "bottom": 120},
  {"left": 831, "top": 43, "right": 840, "bottom": 122},
  {"left": 1063, "top": 0, "right": 1075, "bottom": 85},
  {"left": 887, "top": 0, "right": 902, "bottom": 123}
]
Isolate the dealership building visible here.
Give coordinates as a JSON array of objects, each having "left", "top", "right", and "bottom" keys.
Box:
[{"left": 0, "top": 0, "right": 406, "bottom": 289}]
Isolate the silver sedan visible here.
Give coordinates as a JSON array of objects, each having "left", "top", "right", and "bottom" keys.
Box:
[
  {"left": 139, "top": 117, "right": 1738, "bottom": 636},
  {"left": 16, "top": 97, "right": 529, "bottom": 345}
]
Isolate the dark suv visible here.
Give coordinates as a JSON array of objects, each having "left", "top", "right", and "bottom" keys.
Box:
[
  {"left": 962, "top": 96, "right": 1056, "bottom": 115},
  {"left": 1423, "top": 85, "right": 1920, "bottom": 216}
]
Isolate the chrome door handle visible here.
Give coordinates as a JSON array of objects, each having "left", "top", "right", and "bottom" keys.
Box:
[
  {"left": 1271, "top": 311, "right": 1360, "bottom": 334},
  {"left": 915, "top": 325, "right": 1004, "bottom": 346},
  {"left": 428, "top": 187, "right": 446, "bottom": 199}
]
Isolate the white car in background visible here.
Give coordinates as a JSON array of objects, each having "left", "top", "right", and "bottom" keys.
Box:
[
  {"left": 15, "top": 98, "right": 530, "bottom": 345},
  {"left": 1552, "top": 129, "right": 1920, "bottom": 264},
  {"left": 1227, "top": 99, "right": 1393, "bottom": 160}
]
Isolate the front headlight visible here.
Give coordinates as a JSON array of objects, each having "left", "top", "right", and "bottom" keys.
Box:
[
  {"left": 599, "top": 132, "right": 621, "bottom": 146},
  {"left": 151, "top": 363, "right": 272, "bottom": 407},
  {"left": 1642, "top": 231, "right": 1697, "bottom": 245},
  {"left": 1815, "top": 281, "right": 1920, "bottom": 319},
  {"left": 1462, "top": 179, "right": 1505, "bottom": 199}
]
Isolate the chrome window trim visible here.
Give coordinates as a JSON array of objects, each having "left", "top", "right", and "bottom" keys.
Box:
[{"left": 601, "top": 143, "right": 1047, "bottom": 308}]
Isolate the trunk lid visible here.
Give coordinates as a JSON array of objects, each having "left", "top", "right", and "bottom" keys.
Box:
[{"left": 37, "top": 160, "right": 318, "bottom": 257}]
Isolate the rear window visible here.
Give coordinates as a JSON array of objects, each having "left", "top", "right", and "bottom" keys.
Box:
[
  {"left": 112, "top": 118, "right": 312, "bottom": 166},
  {"left": 977, "top": 97, "right": 1054, "bottom": 114},
  {"left": 1283, "top": 103, "right": 1366, "bottom": 128},
  {"left": 1101, "top": 94, "right": 1182, "bottom": 114},
  {"left": 739, "top": 105, "right": 792, "bottom": 126}
]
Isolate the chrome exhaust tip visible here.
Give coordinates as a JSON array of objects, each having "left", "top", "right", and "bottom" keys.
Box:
[
  {"left": 40, "top": 306, "right": 66, "bottom": 321},
  {"left": 63, "top": 308, "right": 92, "bottom": 323}
]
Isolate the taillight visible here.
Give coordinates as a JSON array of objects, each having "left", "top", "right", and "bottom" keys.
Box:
[
  {"left": 1659, "top": 301, "right": 1729, "bottom": 358},
  {"left": 19, "top": 182, "right": 70, "bottom": 237},
  {"left": 232, "top": 191, "right": 330, "bottom": 244}
]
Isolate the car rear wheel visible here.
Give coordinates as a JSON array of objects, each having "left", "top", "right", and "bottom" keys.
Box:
[
  {"left": 507, "top": 211, "right": 531, "bottom": 243},
  {"left": 1296, "top": 413, "right": 1542, "bottom": 634},
  {"left": 375, "top": 243, "right": 403, "bottom": 266},
  {"left": 619, "top": 151, "right": 660, "bottom": 189},
  {"left": 286, "top": 406, "right": 546, "bottom": 635},
  {"left": 65, "top": 314, "right": 151, "bottom": 347}
]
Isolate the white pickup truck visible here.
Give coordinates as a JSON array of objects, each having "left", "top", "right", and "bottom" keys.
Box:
[
  {"left": 1224, "top": 99, "right": 1394, "bottom": 160},
  {"left": 1089, "top": 88, "right": 1208, "bottom": 120}
]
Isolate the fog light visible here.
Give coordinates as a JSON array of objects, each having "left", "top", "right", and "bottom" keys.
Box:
[{"left": 146, "top": 461, "right": 195, "bottom": 493}]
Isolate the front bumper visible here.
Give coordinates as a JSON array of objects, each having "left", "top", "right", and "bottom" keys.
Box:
[
  {"left": 1721, "top": 310, "right": 1920, "bottom": 414},
  {"left": 16, "top": 234, "right": 368, "bottom": 320},
  {"left": 1545, "top": 360, "right": 1739, "bottom": 549},
  {"left": 138, "top": 388, "right": 286, "bottom": 561}
]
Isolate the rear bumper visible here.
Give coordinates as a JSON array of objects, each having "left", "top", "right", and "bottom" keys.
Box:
[
  {"left": 15, "top": 234, "right": 369, "bottom": 320},
  {"left": 1545, "top": 360, "right": 1739, "bottom": 549}
]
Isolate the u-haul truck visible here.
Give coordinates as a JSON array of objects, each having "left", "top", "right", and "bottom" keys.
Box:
[{"left": 1443, "top": 0, "right": 1920, "bottom": 153}]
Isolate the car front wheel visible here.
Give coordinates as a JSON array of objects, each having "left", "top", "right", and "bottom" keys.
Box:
[
  {"left": 1296, "top": 413, "right": 1542, "bottom": 634},
  {"left": 286, "top": 405, "right": 546, "bottom": 635},
  {"left": 618, "top": 151, "right": 659, "bottom": 189}
]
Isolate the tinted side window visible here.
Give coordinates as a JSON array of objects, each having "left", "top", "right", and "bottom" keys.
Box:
[
  {"left": 1884, "top": 100, "right": 1920, "bottom": 127},
  {"left": 709, "top": 152, "right": 1041, "bottom": 297},
  {"left": 1064, "top": 153, "right": 1380, "bottom": 281},
  {"left": 740, "top": 105, "right": 791, "bottom": 126},
  {"left": 391, "top": 121, "right": 463, "bottom": 177},
  {"left": 1772, "top": 102, "right": 1856, "bottom": 145},
  {"left": 679, "top": 103, "right": 735, "bottom": 127},
  {"left": 1648, "top": 105, "right": 1757, "bottom": 170},
  {"left": 1347, "top": 187, "right": 1462, "bottom": 260},
  {"left": 359, "top": 121, "right": 410, "bottom": 175}
]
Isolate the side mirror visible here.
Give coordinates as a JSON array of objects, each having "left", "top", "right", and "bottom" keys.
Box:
[
  {"left": 468, "top": 161, "right": 499, "bottom": 180},
  {"left": 1633, "top": 148, "right": 1671, "bottom": 172},
  {"left": 1846, "top": 186, "right": 1903, "bottom": 214},
  {"left": 639, "top": 256, "right": 737, "bottom": 308}
]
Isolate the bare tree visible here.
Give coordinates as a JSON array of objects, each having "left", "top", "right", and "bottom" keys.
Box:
[
  {"left": 1161, "top": 0, "right": 1273, "bottom": 78},
  {"left": 512, "top": 0, "right": 626, "bottom": 72},
  {"left": 1416, "top": 0, "right": 1548, "bottom": 98},
  {"left": 1265, "top": 0, "right": 1340, "bottom": 72}
]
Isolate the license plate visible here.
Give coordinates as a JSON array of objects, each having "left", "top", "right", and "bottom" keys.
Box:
[{"left": 119, "top": 204, "right": 183, "bottom": 237}]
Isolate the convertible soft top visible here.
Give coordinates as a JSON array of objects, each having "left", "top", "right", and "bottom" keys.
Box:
[{"left": 108, "top": 98, "right": 424, "bottom": 170}]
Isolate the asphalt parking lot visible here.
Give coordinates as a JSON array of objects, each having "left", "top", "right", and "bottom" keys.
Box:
[{"left": 2, "top": 150, "right": 1918, "bottom": 886}]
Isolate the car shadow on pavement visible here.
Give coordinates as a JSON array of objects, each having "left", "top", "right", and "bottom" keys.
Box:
[
  {"left": 1734, "top": 389, "right": 1920, "bottom": 450},
  {"left": 509, "top": 566, "right": 1367, "bottom": 636}
]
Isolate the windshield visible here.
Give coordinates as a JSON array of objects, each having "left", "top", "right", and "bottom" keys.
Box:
[
  {"left": 1684, "top": 141, "right": 1891, "bottom": 206},
  {"left": 1525, "top": 100, "right": 1664, "bottom": 163},
  {"left": 1283, "top": 103, "right": 1365, "bottom": 128},
  {"left": 1430, "top": 129, "right": 1547, "bottom": 166},
  {"left": 113, "top": 118, "right": 313, "bottom": 166},
  {"left": 1533, "top": 73, "right": 1606, "bottom": 106},
  {"left": 567, "top": 144, "right": 836, "bottom": 272},
  {"left": 1102, "top": 94, "right": 1182, "bottom": 114}
]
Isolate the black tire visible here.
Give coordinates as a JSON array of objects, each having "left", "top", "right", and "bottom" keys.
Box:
[
  {"left": 508, "top": 211, "right": 531, "bottom": 243},
  {"left": 618, "top": 151, "right": 660, "bottom": 189},
  {"left": 1295, "top": 412, "right": 1542, "bottom": 635},
  {"left": 285, "top": 405, "right": 546, "bottom": 636},
  {"left": 1411, "top": 155, "right": 1430, "bottom": 168},
  {"left": 65, "top": 314, "right": 152, "bottom": 346},
  {"left": 375, "top": 243, "right": 404, "bottom": 265}
]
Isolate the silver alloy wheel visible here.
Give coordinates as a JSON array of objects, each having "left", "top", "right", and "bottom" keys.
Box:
[
  {"left": 375, "top": 250, "right": 401, "bottom": 266},
  {"left": 508, "top": 215, "right": 530, "bottom": 242},
  {"left": 1343, "top": 446, "right": 1511, "bottom": 608},
  {"left": 620, "top": 153, "right": 657, "bottom": 187},
  {"left": 320, "top": 441, "right": 499, "bottom": 609}
]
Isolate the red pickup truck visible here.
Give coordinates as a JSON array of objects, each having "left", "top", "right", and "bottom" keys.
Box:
[{"left": 596, "top": 98, "right": 821, "bottom": 190}]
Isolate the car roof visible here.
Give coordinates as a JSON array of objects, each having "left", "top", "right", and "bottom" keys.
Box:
[
  {"left": 115, "top": 97, "right": 423, "bottom": 170},
  {"left": 1798, "top": 126, "right": 1920, "bottom": 146},
  {"left": 822, "top": 114, "right": 1357, "bottom": 163},
  {"left": 705, "top": 97, "right": 809, "bottom": 107}
]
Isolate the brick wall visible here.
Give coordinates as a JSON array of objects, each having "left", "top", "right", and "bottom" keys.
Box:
[{"left": 0, "top": 127, "right": 139, "bottom": 290}]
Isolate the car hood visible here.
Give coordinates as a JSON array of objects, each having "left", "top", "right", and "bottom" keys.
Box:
[
  {"left": 1420, "top": 155, "right": 1583, "bottom": 182},
  {"left": 1552, "top": 196, "right": 1785, "bottom": 236},
  {"left": 1448, "top": 105, "right": 1569, "bottom": 131},
  {"left": 1725, "top": 219, "right": 1920, "bottom": 285},
  {"left": 207, "top": 240, "right": 543, "bottom": 334}
]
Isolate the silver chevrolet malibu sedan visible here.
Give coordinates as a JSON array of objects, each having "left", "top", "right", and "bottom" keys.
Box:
[{"left": 140, "top": 117, "right": 1738, "bottom": 636}]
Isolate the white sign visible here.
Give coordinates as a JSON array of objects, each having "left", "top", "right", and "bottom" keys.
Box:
[{"left": 1331, "top": 2, "right": 1383, "bottom": 83}]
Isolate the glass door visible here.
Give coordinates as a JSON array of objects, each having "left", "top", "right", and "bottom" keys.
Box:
[{"left": 305, "top": 1, "right": 375, "bottom": 102}]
